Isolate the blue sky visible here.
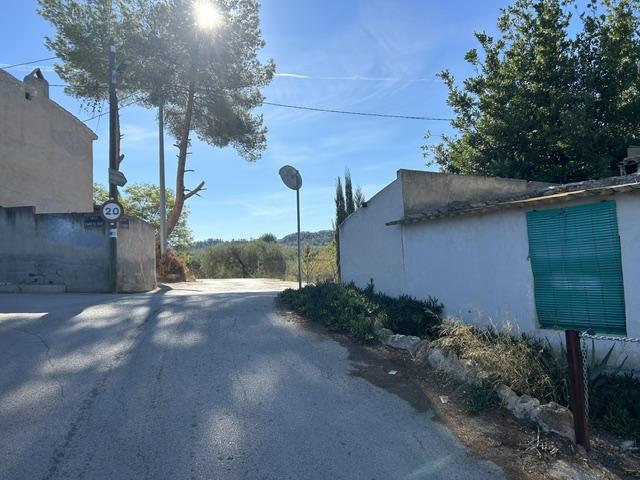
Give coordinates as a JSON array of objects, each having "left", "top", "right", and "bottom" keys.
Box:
[{"left": 1, "top": 0, "right": 511, "bottom": 240}]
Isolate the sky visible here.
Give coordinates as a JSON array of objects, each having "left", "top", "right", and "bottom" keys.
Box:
[{"left": 0, "top": 0, "right": 513, "bottom": 241}]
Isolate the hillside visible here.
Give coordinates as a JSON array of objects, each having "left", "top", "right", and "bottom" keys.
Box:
[{"left": 278, "top": 230, "right": 333, "bottom": 246}]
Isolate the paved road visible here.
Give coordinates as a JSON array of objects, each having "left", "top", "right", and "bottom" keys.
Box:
[{"left": 0, "top": 279, "right": 503, "bottom": 480}]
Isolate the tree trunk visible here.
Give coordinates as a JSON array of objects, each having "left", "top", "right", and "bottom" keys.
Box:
[{"left": 167, "top": 80, "right": 196, "bottom": 237}]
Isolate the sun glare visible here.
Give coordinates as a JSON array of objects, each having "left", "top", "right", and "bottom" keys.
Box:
[{"left": 194, "top": 1, "right": 222, "bottom": 31}]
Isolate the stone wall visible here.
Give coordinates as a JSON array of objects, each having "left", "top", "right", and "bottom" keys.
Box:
[{"left": 0, "top": 207, "right": 156, "bottom": 292}]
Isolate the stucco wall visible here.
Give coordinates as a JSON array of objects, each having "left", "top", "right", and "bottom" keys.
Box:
[
  {"left": 339, "top": 179, "right": 406, "bottom": 296},
  {"left": 0, "top": 207, "right": 156, "bottom": 293},
  {"left": 401, "top": 194, "right": 640, "bottom": 366},
  {"left": 0, "top": 70, "right": 96, "bottom": 214},
  {"left": 399, "top": 169, "right": 551, "bottom": 216}
]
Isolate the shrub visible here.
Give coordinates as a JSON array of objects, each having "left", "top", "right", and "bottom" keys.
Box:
[
  {"left": 434, "top": 321, "right": 559, "bottom": 403},
  {"left": 463, "top": 380, "right": 500, "bottom": 414},
  {"left": 590, "top": 373, "right": 640, "bottom": 442},
  {"left": 278, "top": 282, "right": 444, "bottom": 341}
]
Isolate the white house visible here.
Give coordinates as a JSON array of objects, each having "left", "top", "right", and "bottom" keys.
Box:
[{"left": 340, "top": 169, "right": 640, "bottom": 366}]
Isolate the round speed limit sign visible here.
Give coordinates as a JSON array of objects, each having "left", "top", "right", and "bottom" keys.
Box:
[{"left": 100, "top": 199, "right": 124, "bottom": 223}]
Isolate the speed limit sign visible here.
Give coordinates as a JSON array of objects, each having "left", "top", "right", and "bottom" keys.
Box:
[{"left": 100, "top": 199, "right": 124, "bottom": 223}]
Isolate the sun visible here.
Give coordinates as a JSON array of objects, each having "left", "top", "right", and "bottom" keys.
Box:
[{"left": 194, "top": 1, "right": 222, "bottom": 31}]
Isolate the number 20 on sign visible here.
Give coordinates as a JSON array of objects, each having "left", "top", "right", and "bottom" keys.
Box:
[{"left": 100, "top": 199, "right": 124, "bottom": 223}]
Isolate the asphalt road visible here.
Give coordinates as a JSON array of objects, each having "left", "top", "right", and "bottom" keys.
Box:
[{"left": 0, "top": 279, "right": 504, "bottom": 480}]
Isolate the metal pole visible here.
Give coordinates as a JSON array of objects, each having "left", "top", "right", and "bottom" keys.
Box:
[
  {"left": 566, "top": 330, "right": 590, "bottom": 451},
  {"left": 296, "top": 187, "right": 302, "bottom": 289},
  {"left": 158, "top": 101, "right": 167, "bottom": 257},
  {"left": 108, "top": 41, "right": 118, "bottom": 293}
]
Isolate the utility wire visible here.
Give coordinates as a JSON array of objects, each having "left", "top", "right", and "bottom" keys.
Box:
[
  {"left": 262, "top": 101, "right": 452, "bottom": 121},
  {"left": 0, "top": 56, "right": 57, "bottom": 70}
]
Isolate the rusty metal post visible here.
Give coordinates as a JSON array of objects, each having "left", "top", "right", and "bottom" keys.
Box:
[{"left": 566, "top": 330, "right": 590, "bottom": 451}]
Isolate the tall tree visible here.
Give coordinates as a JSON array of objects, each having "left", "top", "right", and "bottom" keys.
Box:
[
  {"left": 354, "top": 186, "right": 365, "bottom": 209},
  {"left": 334, "top": 177, "right": 347, "bottom": 277},
  {"left": 140, "top": 0, "right": 275, "bottom": 237},
  {"left": 344, "top": 169, "right": 355, "bottom": 215},
  {"left": 40, "top": 0, "right": 275, "bottom": 237},
  {"left": 425, "top": 0, "right": 640, "bottom": 183},
  {"left": 38, "top": 0, "right": 145, "bottom": 171}
]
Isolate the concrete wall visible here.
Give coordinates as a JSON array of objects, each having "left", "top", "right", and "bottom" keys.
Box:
[
  {"left": 398, "top": 169, "right": 551, "bottom": 216},
  {"left": 0, "top": 207, "right": 156, "bottom": 293},
  {"left": 339, "top": 179, "right": 406, "bottom": 296},
  {"left": 0, "top": 70, "right": 96, "bottom": 214}
]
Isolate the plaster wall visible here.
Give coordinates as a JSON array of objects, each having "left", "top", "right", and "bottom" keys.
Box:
[
  {"left": 0, "top": 70, "right": 96, "bottom": 214},
  {"left": 401, "top": 194, "right": 640, "bottom": 366},
  {"left": 399, "top": 169, "right": 551, "bottom": 216},
  {"left": 0, "top": 207, "right": 156, "bottom": 292},
  {"left": 339, "top": 179, "right": 406, "bottom": 296}
]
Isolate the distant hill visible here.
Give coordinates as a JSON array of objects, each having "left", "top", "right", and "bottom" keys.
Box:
[
  {"left": 278, "top": 230, "right": 333, "bottom": 246},
  {"left": 190, "top": 230, "right": 333, "bottom": 251}
]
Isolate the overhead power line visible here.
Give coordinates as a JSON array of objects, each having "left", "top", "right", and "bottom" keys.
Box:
[
  {"left": 263, "top": 101, "right": 452, "bottom": 121},
  {"left": 0, "top": 56, "right": 57, "bottom": 70}
]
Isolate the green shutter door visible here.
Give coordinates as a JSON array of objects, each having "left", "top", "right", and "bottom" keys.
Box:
[{"left": 526, "top": 201, "right": 626, "bottom": 335}]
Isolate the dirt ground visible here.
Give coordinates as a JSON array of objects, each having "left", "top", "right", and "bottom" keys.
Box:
[{"left": 280, "top": 307, "right": 640, "bottom": 480}]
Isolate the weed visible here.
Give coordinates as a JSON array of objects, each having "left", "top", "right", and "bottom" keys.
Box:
[{"left": 463, "top": 380, "right": 500, "bottom": 413}]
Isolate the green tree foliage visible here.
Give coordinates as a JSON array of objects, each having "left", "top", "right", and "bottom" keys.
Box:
[
  {"left": 425, "top": 0, "right": 640, "bottom": 183},
  {"left": 258, "top": 233, "right": 278, "bottom": 243},
  {"left": 200, "top": 239, "right": 286, "bottom": 278},
  {"left": 334, "top": 177, "right": 347, "bottom": 276},
  {"left": 344, "top": 169, "right": 355, "bottom": 215},
  {"left": 93, "top": 182, "right": 193, "bottom": 249},
  {"left": 354, "top": 186, "right": 365, "bottom": 209},
  {"left": 40, "top": 0, "right": 275, "bottom": 236}
]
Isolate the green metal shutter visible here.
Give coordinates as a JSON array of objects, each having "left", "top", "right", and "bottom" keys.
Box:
[{"left": 526, "top": 201, "right": 626, "bottom": 335}]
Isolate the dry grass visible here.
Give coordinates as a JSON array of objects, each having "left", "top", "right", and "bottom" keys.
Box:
[{"left": 434, "top": 320, "right": 558, "bottom": 402}]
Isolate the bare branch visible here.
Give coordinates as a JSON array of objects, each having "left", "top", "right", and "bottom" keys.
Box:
[{"left": 184, "top": 181, "right": 206, "bottom": 200}]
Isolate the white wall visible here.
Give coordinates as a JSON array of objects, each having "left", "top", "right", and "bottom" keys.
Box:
[
  {"left": 339, "top": 178, "right": 407, "bottom": 296},
  {"left": 401, "top": 194, "right": 640, "bottom": 366}
]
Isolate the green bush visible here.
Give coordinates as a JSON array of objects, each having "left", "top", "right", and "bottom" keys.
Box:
[
  {"left": 590, "top": 373, "right": 640, "bottom": 442},
  {"left": 278, "top": 282, "right": 443, "bottom": 342},
  {"left": 463, "top": 380, "right": 500, "bottom": 414}
]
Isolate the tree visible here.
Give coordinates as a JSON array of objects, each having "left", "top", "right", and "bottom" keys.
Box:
[
  {"left": 334, "top": 177, "right": 347, "bottom": 277},
  {"left": 259, "top": 233, "right": 277, "bottom": 243},
  {"left": 40, "top": 0, "right": 275, "bottom": 238},
  {"left": 94, "top": 183, "right": 193, "bottom": 249},
  {"left": 425, "top": 0, "right": 640, "bottom": 184},
  {"left": 354, "top": 186, "right": 365, "bottom": 209},
  {"left": 133, "top": 0, "right": 275, "bottom": 238},
  {"left": 345, "top": 169, "right": 355, "bottom": 215},
  {"left": 38, "top": 0, "right": 148, "bottom": 171}
]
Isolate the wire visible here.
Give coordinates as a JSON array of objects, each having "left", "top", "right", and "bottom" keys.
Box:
[
  {"left": 0, "top": 56, "right": 57, "bottom": 70},
  {"left": 262, "top": 101, "right": 452, "bottom": 121}
]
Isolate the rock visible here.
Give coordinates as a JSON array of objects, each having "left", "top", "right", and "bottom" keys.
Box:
[
  {"left": 533, "top": 402, "right": 575, "bottom": 442},
  {"left": 382, "top": 334, "right": 423, "bottom": 356},
  {"left": 427, "top": 348, "right": 482, "bottom": 384},
  {"left": 513, "top": 394, "right": 541, "bottom": 420},
  {"left": 548, "top": 459, "right": 612, "bottom": 480},
  {"left": 413, "top": 340, "right": 431, "bottom": 364},
  {"left": 376, "top": 327, "right": 393, "bottom": 343},
  {"left": 373, "top": 319, "right": 385, "bottom": 335},
  {"left": 621, "top": 440, "right": 637, "bottom": 451},
  {"left": 496, "top": 384, "right": 519, "bottom": 410}
]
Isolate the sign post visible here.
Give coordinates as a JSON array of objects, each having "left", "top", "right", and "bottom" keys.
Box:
[
  {"left": 279, "top": 165, "right": 303, "bottom": 289},
  {"left": 565, "top": 330, "right": 590, "bottom": 451},
  {"left": 108, "top": 41, "right": 119, "bottom": 293}
]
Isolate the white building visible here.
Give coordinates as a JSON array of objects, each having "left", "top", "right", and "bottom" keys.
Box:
[{"left": 340, "top": 169, "right": 640, "bottom": 365}]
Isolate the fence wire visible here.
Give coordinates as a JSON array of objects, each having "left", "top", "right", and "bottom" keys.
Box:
[{"left": 578, "top": 331, "right": 640, "bottom": 420}]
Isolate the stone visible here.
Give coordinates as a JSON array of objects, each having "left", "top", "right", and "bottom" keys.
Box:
[
  {"left": 376, "top": 328, "right": 394, "bottom": 343},
  {"left": 373, "top": 319, "right": 385, "bottom": 335},
  {"left": 621, "top": 440, "right": 636, "bottom": 451},
  {"left": 413, "top": 340, "right": 431, "bottom": 363},
  {"left": 532, "top": 402, "right": 575, "bottom": 442},
  {"left": 382, "top": 334, "right": 423, "bottom": 356},
  {"left": 496, "top": 384, "right": 519, "bottom": 410},
  {"left": 513, "top": 394, "right": 541, "bottom": 420}
]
